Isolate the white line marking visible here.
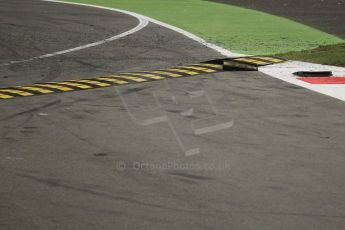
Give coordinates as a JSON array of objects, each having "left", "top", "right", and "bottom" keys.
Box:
[
  {"left": 0, "top": 1, "right": 149, "bottom": 67},
  {"left": 260, "top": 61, "right": 345, "bottom": 101},
  {"left": 41, "top": 0, "right": 242, "bottom": 58},
  {"left": 1, "top": 0, "right": 240, "bottom": 67}
]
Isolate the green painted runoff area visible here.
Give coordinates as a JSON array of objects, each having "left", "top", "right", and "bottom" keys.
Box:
[{"left": 67, "top": 0, "right": 344, "bottom": 55}]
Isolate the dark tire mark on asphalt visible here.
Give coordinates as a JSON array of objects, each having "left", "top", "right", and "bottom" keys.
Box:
[{"left": 0, "top": 99, "right": 61, "bottom": 122}]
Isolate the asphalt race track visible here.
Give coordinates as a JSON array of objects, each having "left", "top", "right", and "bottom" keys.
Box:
[{"left": 1, "top": 0, "right": 345, "bottom": 229}]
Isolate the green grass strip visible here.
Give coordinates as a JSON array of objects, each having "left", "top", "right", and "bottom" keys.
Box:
[
  {"left": 66, "top": 0, "right": 344, "bottom": 55},
  {"left": 278, "top": 43, "right": 345, "bottom": 67}
]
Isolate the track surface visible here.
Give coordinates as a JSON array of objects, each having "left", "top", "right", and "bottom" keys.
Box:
[
  {"left": 1, "top": 1, "right": 345, "bottom": 229},
  {"left": 211, "top": 0, "right": 345, "bottom": 38}
]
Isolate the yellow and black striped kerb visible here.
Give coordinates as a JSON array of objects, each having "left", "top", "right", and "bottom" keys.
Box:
[
  {"left": 0, "top": 56, "right": 285, "bottom": 101},
  {"left": 222, "top": 56, "right": 285, "bottom": 71},
  {"left": 0, "top": 63, "right": 223, "bottom": 100}
]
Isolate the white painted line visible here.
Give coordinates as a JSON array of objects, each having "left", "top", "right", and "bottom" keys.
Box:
[
  {"left": 41, "top": 0, "right": 242, "bottom": 58},
  {"left": 0, "top": 1, "right": 149, "bottom": 67},
  {"left": 260, "top": 61, "right": 345, "bottom": 101}
]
